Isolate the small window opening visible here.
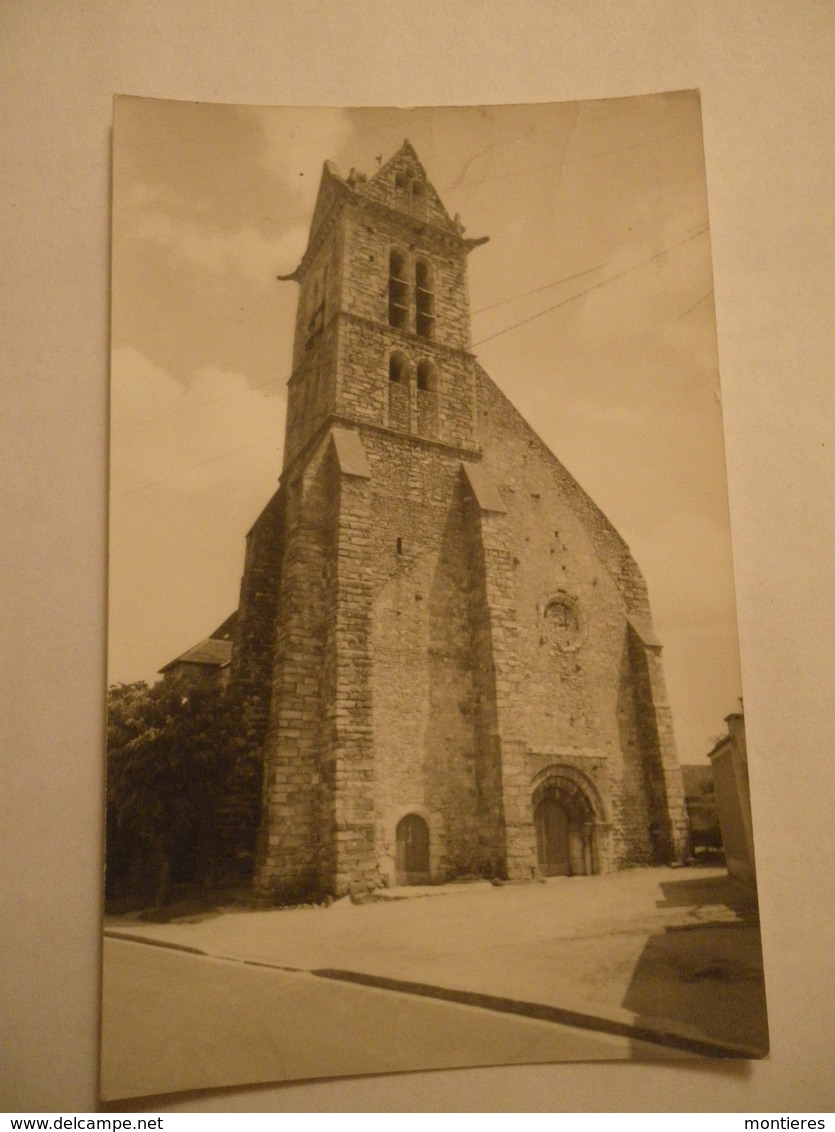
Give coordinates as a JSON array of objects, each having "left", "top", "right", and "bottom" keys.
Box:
[
  {"left": 410, "top": 180, "right": 426, "bottom": 217},
  {"left": 415, "top": 258, "right": 435, "bottom": 339},
  {"left": 416, "top": 258, "right": 432, "bottom": 290},
  {"left": 417, "top": 360, "right": 435, "bottom": 392},
  {"left": 396, "top": 537, "right": 403, "bottom": 555},
  {"left": 389, "top": 352, "right": 407, "bottom": 383},
  {"left": 388, "top": 249, "right": 409, "bottom": 330},
  {"left": 395, "top": 172, "right": 411, "bottom": 211}
]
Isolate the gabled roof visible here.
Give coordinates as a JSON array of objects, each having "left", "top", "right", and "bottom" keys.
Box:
[
  {"left": 356, "top": 139, "right": 459, "bottom": 234},
  {"left": 367, "top": 140, "right": 436, "bottom": 200},
  {"left": 159, "top": 636, "right": 232, "bottom": 673},
  {"left": 283, "top": 141, "right": 468, "bottom": 279}
]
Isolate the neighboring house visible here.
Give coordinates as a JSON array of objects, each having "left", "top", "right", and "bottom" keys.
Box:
[
  {"left": 708, "top": 712, "right": 756, "bottom": 885},
  {"left": 158, "top": 613, "right": 236, "bottom": 688},
  {"left": 680, "top": 764, "right": 722, "bottom": 853}
]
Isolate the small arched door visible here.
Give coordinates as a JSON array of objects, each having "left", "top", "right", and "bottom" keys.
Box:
[
  {"left": 395, "top": 813, "right": 430, "bottom": 884},
  {"left": 535, "top": 798, "right": 571, "bottom": 876}
]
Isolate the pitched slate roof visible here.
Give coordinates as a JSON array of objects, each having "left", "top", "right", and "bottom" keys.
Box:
[
  {"left": 209, "top": 610, "right": 238, "bottom": 641},
  {"left": 158, "top": 636, "right": 232, "bottom": 673}
]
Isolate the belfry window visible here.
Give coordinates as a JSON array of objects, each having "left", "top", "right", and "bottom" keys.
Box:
[
  {"left": 389, "top": 352, "right": 407, "bottom": 383},
  {"left": 416, "top": 360, "right": 435, "bottom": 392},
  {"left": 394, "top": 174, "right": 427, "bottom": 218},
  {"left": 387, "top": 351, "right": 410, "bottom": 431},
  {"left": 416, "top": 359, "right": 438, "bottom": 438},
  {"left": 388, "top": 249, "right": 409, "bottom": 330},
  {"left": 395, "top": 172, "right": 410, "bottom": 209},
  {"left": 415, "top": 258, "right": 435, "bottom": 339},
  {"left": 410, "top": 180, "right": 426, "bottom": 218}
]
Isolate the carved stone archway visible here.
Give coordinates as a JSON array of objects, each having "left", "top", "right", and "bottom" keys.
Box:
[{"left": 531, "top": 766, "right": 609, "bottom": 876}]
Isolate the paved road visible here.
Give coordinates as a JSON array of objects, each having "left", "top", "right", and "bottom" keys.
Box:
[
  {"left": 105, "top": 867, "right": 768, "bottom": 1058},
  {"left": 101, "top": 937, "right": 680, "bottom": 1101}
]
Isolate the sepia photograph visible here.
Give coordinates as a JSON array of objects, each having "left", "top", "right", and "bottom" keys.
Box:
[{"left": 102, "top": 94, "right": 768, "bottom": 1102}]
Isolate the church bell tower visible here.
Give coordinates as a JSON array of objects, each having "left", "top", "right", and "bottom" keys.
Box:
[
  {"left": 255, "top": 142, "right": 492, "bottom": 901},
  {"left": 249, "top": 140, "right": 688, "bottom": 905},
  {"left": 280, "top": 141, "right": 487, "bottom": 468}
]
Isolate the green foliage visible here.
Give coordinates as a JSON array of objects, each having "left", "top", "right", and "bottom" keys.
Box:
[{"left": 105, "top": 679, "right": 258, "bottom": 905}]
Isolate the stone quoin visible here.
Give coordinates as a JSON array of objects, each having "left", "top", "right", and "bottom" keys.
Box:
[{"left": 223, "top": 141, "right": 688, "bottom": 902}]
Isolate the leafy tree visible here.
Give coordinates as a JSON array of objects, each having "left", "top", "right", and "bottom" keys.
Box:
[{"left": 105, "top": 679, "right": 260, "bottom": 906}]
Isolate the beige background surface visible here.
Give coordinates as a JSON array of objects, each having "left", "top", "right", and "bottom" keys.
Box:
[{"left": 2, "top": 0, "right": 833, "bottom": 1113}]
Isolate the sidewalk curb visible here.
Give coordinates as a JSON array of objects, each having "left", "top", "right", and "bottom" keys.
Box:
[
  {"left": 104, "top": 930, "right": 766, "bottom": 1059},
  {"left": 104, "top": 929, "right": 207, "bottom": 956},
  {"left": 311, "top": 967, "right": 766, "bottom": 1060}
]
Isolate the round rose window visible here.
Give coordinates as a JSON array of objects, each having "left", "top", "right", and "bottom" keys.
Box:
[{"left": 542, "top": 594, "right": 583, "bottom": 651}]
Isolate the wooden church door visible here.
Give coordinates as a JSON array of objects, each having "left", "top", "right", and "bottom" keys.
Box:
[
  {"left": 535, "top": 798, "right": 571, "bottom": 876},
  {"left": 395, "top": 814, "right": 430, "bottom": 883}
]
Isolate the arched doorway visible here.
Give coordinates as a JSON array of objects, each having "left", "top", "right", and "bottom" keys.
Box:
[
  {"left": 532, "top": 766, "right": 607, "bottom": 877},
  {"left": 395, "top": 813, "right": 430, "bottom": 885},
  {"left": 535, "top": 797, "right": 571, "bottom": 876}
]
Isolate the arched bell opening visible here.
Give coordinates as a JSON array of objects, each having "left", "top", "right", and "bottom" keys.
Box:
[
  {"left": 414, "top": 257, "right": 435, "bottom": 339},
  {"left": 388, "top": 249, "right": 409, "bottom": 330},
  {"left": 387, "top": 350, "right": 410, "bottom": 431}
]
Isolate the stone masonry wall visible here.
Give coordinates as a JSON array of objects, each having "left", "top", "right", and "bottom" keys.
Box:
[
  {"left": 341, "top": 204, "right": 472, "bottom": 353},
  {"left": 362, "top": 430, "right": 483, "bottom": 884},
  {"left": 358, "top": 145, "right": 457, "bottom": 234},
  {"left": 318, "top": 439, "right": 379, "bottom": 896},
  {"left": 336, "top": 316, "right": 478, "bottom": 451},
  {"left": 290, "top": 186, "right": 346, "bottom": 372},
  {"left": 284, "top": 316, "right": 340, "bottom": 467},
  {"left": 627, "top": 628, "right": 689, "bottom": 862},
  {"left": 254, "top": 438, "right": 333, "bottom": 901},
  {"left": 231, "top": 489, "right": 284, "bottom": 745},
  {"left": 255, "top": 372, "right": 684, "bottom": 891},
  {"left": 475, "top": 367, "right": 681, "bottom": 868},
  {"left": 461, "top": 472, "right": 532, "bottom": 878}
]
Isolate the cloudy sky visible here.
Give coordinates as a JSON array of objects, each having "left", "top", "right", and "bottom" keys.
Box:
[{"left": 109, "top": 94, "right": 740, "bottom": 762}]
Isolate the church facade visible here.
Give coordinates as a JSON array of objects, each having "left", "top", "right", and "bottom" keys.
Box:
[{"left": 226, "top": 142, "right": 688, "bottom": 902}]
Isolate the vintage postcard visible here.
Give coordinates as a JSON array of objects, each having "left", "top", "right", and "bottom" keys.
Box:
[{"left": 102, "top": 95, "right": 767, "bottom": 1102}]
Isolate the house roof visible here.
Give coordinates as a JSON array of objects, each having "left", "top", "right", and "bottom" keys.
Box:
[
  {"left": 158, "top": 637, "right": 232, "bottom": 673},
  {"left": 209, "top": 610, "right": 238, "bottom": 641},
  {"left": 680, "top": 764, "right": 714, "bottom": 798}
]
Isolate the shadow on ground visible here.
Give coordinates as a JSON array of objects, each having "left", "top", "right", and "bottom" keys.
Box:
[
  {"left": 626, "top": 872, "right": 768, "bottom": 1056},
  {"left": 655, "top": 872, "right": 759, "bottom": 919},
  {"left": 105, "top": 883, "right": 259, "bottom": 924}
]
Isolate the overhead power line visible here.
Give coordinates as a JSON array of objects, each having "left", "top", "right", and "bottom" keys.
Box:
[
  {"left": 471, "top": 263, "right": 605, "bottom": 317},
  {"left": 678, "top": 288, "right": 714, "bottom": 321},
  {"left": 111, "top": 371, "right": 285, "bottom": 435},
  {"left": 112, "top": 432, "right": 280, "bottom": 500},
  {"left": 472, "top": 225, "right": 709, "bottom": 348},
  {"left": 112, "top": 227, "right": 709, "bottom": 452}
]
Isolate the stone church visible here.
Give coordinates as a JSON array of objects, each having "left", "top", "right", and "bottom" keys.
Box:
[{"left": 209, "top": 141, "right": 688, "bottom": 902}]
